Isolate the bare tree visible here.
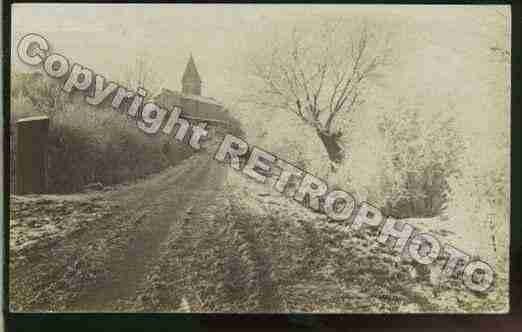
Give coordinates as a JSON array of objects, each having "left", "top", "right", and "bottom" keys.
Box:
[
  {"left": 122, "top": 54, "right": 164, "bottom": 98},
  {"left": 247, "top": 20, "right": 391, "bottom": 165},
  {"left": 489, "top": 8, "right": 511, "bottom": 62}
]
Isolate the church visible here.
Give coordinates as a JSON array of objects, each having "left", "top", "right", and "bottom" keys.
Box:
[{"left": 155, "top": 55, "right": 229, "bottom": 122}]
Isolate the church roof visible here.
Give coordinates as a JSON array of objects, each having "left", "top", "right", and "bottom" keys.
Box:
[
  {"left": 156, "top": 88, "right": 223, "bottom": 107},
  {"left": 182, "top": 55, "right": 202, "bottom": 83}
]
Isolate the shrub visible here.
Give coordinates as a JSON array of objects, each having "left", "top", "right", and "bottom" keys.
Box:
[
  {"left": 10, "top": 71, "right": 180, "bottom": 193},
  {"left": 377, "top": 104, "right": 465, "bottom": 218}
]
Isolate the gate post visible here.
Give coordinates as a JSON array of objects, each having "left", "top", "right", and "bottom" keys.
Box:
[{"left": 15, "top": 116, "right": 50, "bottom": 195}]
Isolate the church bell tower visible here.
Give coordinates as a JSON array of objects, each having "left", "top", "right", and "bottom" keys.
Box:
[{"left": 181, "top": 54, "right": 202, "bottom": 96}]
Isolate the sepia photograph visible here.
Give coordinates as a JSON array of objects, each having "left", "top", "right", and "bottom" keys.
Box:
[{"left": 8, "top": 4, "right": 510, "bottom": 313}]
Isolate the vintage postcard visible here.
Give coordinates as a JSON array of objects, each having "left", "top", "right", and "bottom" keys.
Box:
[{"left": 8, "top": 4, "right": 510, "bottom": 313}]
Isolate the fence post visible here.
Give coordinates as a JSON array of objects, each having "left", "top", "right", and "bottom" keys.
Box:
[{"left": 15, "top": 116, "right": 49, "bottom": 195}]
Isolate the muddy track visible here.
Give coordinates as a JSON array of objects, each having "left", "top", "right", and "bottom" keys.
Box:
[
  {"left": 10, "top": 153, "right": 226, "bottom": 312},
  {"left": 226, "top": 207, "right": 282, "bottom": 313},
  {"left": 71, "top": 159, "right": 219, "bottom": 311},
  {"left": 126, "top": 183, "right": 283, "bottom": 313},
  {"left": 10, "top": 151, "right": 497, "bottom": 313}
]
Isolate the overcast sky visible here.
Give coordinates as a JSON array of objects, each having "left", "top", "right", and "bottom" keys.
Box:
[{"left": 11, "top": 4, "right": 510, "bottom": 149}]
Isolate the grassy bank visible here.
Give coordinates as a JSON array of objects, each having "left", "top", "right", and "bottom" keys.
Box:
[{"left": 10, "top": 71, "right": 192, "bottom": 193}]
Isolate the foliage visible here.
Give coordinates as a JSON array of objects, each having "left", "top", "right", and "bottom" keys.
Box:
[
  {"left": 377, "top": 103, "right": 465, "bottom": 218},
  {"left": 10, "top": 71, "right": 178, "bottom": 193},
  {"left": 11, "top": 71, "right": 70, "bottom": 118}
]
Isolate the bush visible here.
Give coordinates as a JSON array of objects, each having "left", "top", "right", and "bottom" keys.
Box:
[
  {"left": 10, "top": 71, "right": 181, "bottom": 193},
  {"left": 446, "top": 132, "right": 509, "bottom": 265},
  {"left": 11, "top": 71, "right": 70, "bottom": 118},
  {"left": 377, "top": 104, "right": 465, "bottom": 218},
  {"left": 44, "top": 115, "right": 170, "bottom": 193}
]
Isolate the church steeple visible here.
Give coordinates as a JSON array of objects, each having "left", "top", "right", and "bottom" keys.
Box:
[{"left": 182, "top": 54, "right": 202, "bottom": 95}]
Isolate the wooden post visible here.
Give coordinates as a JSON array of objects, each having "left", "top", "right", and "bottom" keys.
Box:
[{"left": 15, "top": 116, "right": 50, "bottom": 195}]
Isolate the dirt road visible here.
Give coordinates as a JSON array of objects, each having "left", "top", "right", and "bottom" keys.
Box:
[
  {"left": 10, "top": 153, "right": 227, "bottom": 312},
  {"left": 9, "top": 151, "right": 506, "bottom": 313}
]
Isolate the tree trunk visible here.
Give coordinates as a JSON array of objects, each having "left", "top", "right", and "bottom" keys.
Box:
[{"left": 316, "top": 131, "right": 344, "bottom": 164}]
